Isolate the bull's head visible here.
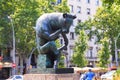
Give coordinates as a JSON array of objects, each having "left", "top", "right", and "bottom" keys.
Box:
[{"left": 62, "top": 13, "right": 76, "bottom": 33}]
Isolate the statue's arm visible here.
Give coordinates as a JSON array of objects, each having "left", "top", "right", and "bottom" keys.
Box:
[
  {"left": 40, "top": 29, "right": 61, "bottom": 41},
  {"left": 50, "top": 29, "right": 61, "bottom": 40},
  {"left": 58, "top": 33, "right": 68, "bottom": 51},
  {"left": 62, "top": 33, "right": 68, "bottom": 46}
]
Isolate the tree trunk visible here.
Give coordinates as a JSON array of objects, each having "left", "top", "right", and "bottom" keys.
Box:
[{"left": 20, "top": 55, "right": 23, "bottom": 74}]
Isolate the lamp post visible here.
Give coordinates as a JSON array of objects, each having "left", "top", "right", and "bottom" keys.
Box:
[
  {"left": 8, "top": 16, "right": 16, "bottom": 75},
  {"left": 114, "top": 33, "right": 120, "bottom": 67}
]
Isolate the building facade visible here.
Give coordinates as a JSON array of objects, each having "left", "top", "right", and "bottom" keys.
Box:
[{"left": 61, "top": 0, "right": 102, "bottom": 67}]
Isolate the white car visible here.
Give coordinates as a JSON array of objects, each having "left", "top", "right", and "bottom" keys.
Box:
[
  {"left": 7, "top": 75, "right": 23, "bottom": 80},
  {"left": 101, "top": 70, "right": 116, "bottom": 80}
]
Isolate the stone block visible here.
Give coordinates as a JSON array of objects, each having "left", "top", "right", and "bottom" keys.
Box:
[
  {"left": 55, "top": 68, "right": 74, "bottom": 74},
  {"left": 24, "top": 73, "right": 80, "bottom": 80},
  {"left": 37, "top": 54, "right": 46, "bottom": 69},
  {"left": 29, "top": 68, "right": 55, "bottom": 74}
]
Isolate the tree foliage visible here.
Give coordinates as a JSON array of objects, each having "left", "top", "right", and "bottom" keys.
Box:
[
  {"left": 101, "top": 0, "right": 120, "bottom": 7},
  {"left": 13, "top": 0, "right": 40, "bottom": 57},
  {"left": 92, "top": 4, "right": 120, "bottom": 59},
  {"left": 98, "top": 37, "right": 110, "bottom": 67},
  {"left": 0, "top": 0, "right": 15, "bottom": 47},
  {"left": 75, "top": 0, "right": 120, "bottom": 67},
  {"left": 54, "top": 0, "right": 69, "bottom": 13},
  {"left": 72, "top": 30, "right": 88, "bottom": 67}
]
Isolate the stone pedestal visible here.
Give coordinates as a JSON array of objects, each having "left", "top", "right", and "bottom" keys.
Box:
[
  {"left": 29, "top": 68, "right": 74, "bottom": 74},
  {"left": 27, "top": 54, "right": 80, "bottom": 80},
  {"left": 37, "top": 54, "right": 46, "bottom": 69},
  {"left": 29, "top": 68, "right": 55, "bottom": 74},
  {"left": 24, "top": 73, "right": 80, "bottom": 80}
]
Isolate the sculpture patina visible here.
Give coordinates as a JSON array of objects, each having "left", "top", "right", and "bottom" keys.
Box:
[{"left": 35, "top": 12, "right": 76, "bottom": 69}]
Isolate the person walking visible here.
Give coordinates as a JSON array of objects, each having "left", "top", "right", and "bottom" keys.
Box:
[
  {"left": 79, "top": 72, "right": 87, "bottom": 80},
  {"left": 85, "top": 69, "right": 95, "bottom": 80}
]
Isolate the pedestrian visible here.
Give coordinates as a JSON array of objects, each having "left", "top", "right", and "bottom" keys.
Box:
[
  {"left": 79, "top": 72, "right": 87, "bottom": 80},
  {"left": 85, "top": 69, "right": 95, "bottom": 80}
]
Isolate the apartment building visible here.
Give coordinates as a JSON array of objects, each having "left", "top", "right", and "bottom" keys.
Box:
[{"left": 60, "top": 0, "right": 102, "bottom": 67}]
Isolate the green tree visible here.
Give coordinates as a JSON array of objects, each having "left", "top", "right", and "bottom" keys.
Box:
[
  {"left": 102, "top": 0, "right": 120, "bottom": 7},
  {"left": 58, "top": 55, "right": 65, "bottom": 68},
  {"left": 72, "top": 30, "right": 88, "bottom": 67},
  {"left": 54, "top": 0, "right": 69, "bottom": 13},
  {"left": 76, "top": 1, "right": 120, "bottom": 65},
  {"left": 0, "top": 0, "right": 15, "bottom": 47},
  {"left": 13, "top": 0, "right": 39, "bottom": 56},
  {"left": 92, "top": 4, "right": 120, "bottom": 61},
  {"left": 98, "top": 37, "right": 110, "bottom": 67}
]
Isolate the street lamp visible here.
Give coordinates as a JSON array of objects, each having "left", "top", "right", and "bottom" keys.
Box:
[
  {"left": 114, "top": 33, "right": 120, "bottom": 67},
  {"left": 8, "top": 16, "right": 16, "bottom": 75}
]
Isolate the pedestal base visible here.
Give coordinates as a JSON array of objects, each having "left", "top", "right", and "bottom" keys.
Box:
[
  {"left": 29, "top": 68, "right": 55, "bottom": 74},
  {"left": 55, "top": 68, "right": 74, "bottom": 74},
  {"left": 24, "top": 73, "right": 80, "bottom": 80},
  {"left": 29, "top": 68, "right": 74, "bottom": 74}
]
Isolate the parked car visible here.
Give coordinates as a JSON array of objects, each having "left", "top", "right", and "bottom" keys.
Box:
[
  {"left": 6, "top": 75, "right": 23, "bottom": 80},
  {"left": 101, "top": 70, "right": 116, "bottom": 80}
]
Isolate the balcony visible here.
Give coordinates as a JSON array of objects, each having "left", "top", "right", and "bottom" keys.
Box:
[{"left": 86, "top": 57, "right": 99, "bottom": 61}]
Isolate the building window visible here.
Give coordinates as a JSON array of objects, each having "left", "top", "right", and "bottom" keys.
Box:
[
  {"left": 60, "top": 39, "right": 63, "bottom": 45},
  {"left": 89, "top": 48, "right": 93, "bottom": 58},
  {"left": 77, "top": 19, "right": 81, "bottom": 23},
  {"left": 57, "top": 0, "right": 62, "bottom": 4},
  {"left": 86, "top": 0, "right": 90, "bottom": 4},
  {"left": 77, "top": 6, "right": 81, "bottom": 13},
  {"left": 96, "top": 0, "right": 99, "bottom": 6},
  {"left": 87, "top": 8, "right": 90, "bottom": 15},
  {"left": 70, "top": 32, "right": 74, "bottom": 40},
  {"left": 89, "top": 36, "right": 94, "bottom": 41},
  {"left": 69, "top": 5, "right": 74, "bottom": 13},
  {"left": 96, "top": 47, "right": 99, "bottom": 52}
]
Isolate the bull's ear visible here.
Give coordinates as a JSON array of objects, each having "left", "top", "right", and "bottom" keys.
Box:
[{"left": 63, "top": 13, "right": 67, "bottom": 18}]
